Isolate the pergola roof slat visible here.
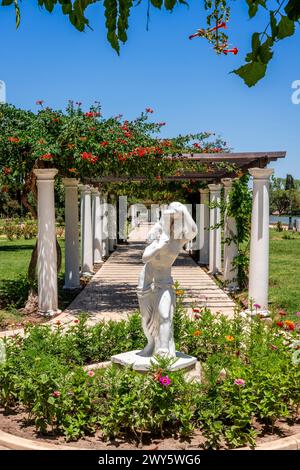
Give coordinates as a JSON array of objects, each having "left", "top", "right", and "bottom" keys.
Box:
[{"left": 83, "top": 151, "right": 286, "bottom": 184}]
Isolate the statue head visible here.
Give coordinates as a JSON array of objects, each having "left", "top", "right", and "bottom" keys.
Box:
[{"left": 161, "top": 202, "right": 198, "bottom": 242}]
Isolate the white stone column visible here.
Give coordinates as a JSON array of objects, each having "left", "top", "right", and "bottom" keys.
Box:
[
  {"left": 91, "top": 188, "right": 103, "bottom": 264},
  {"left": 198, "top": 189, "right": 210, "bottom": 265},
  {"left": 108, "top": 195, "right": 116, "bottom": 252},
  {"left": 79, "top": 185, "right": 93, "bottom": 276},
  {"left": 101, "top": 195, "right": 109, "bottom": 258},
  {"left": 33, "top": 169, "right": 59, "bottom": 315},
  {"left": 247, "top": 168, "right": 274, "bottom": 315},
  {"left": 208, "top": 184, "right": 222, "bottom": 275},
  {"left": 222, "top": 178, "right": 238, "bottom": 290},
  {"left": 130, "top": 204, "right": 136, "bottom": 229},
  {"left": 63, "top": 178, "right": 80, "bottom": 290}
]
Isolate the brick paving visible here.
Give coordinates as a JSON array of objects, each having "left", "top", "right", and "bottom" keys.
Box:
[{"left": 56, "top": 223, "right": 236, "bottom": 326}]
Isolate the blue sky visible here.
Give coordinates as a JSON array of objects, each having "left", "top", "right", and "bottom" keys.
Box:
[{"left": 1, "top": 1, "right": 299, "bottom": 178}]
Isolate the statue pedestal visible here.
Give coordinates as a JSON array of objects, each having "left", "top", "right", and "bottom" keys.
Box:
[{"left": 111, "top": 350, "right": 198, "bottom": 373}]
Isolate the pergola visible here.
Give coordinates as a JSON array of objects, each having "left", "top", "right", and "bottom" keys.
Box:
[{"left": 33, "top": 150, "right": 286, "bottom": 318}]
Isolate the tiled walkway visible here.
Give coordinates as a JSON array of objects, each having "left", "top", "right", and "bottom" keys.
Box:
[{"left": 56, "top": 223, "right": 236, "bottom": 326}]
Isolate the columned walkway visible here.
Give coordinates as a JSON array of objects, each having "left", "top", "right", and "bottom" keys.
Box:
[{"left": 57, "top": 223, "right": 235, "bottom": 326}]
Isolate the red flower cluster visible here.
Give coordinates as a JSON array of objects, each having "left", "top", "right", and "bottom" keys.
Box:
[
  {"left": 276, "top": 320, "right": 295, "bottom": 331},
  {"left": 7, "top": 137, "right": 20, "bottom": 143},
  {"left": 120, "top": 122, "right": 132, "bottom": 138},
  {"left": 81, "top": 151, "right": 98, "bottom": 164},
  {"left": 100, "top": 141, "right": 108, "bottom": 147},
  {"left": 117, "top": 138, "right": 128, "bottom": 145},
  {"left": 123, "top": 131, "right": 132, "bottom": 138},
  {"left": 145, "top": 108, "right": 154, "bottom": 113},
  {"left": 189, "top": 22, "right": 227, "bottom": 40},
  {"left": 3, "top": 167, "right": 12, "bottom": 175},
  {"left": 158, "top": 122, "right": 166, "bottom": 127},
  {"left": 85, "top": 111, "right": 100, "bottom": 118},
  {"left": 36, "top": 100, "right": 44, "bottom": 105},
  {"left": 193, "top": 143, "right": 202, "bottom": 149},
  {"left": 117, "top": 145, "right": 164, "bottom": 162},
  {"left": 208, "top": 21, "right": 227, "bottom": 33},
  {"left": 40, "top": 153, "right": 53, "bottom": 160}
]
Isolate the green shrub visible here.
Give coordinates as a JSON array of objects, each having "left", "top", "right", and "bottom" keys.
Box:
[
  {"left": 0, "top": 275, "right": 36, "bottom": 309},
  {"left": 0, "top": 306, "right": 299, "bottom": 448}
]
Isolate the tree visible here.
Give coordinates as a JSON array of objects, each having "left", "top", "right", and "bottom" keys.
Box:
[
  {"left": 270, "top": 175, "right": 300, "bottom": 229},
  {"left": 0, "top": 101, "right": 229, "bottom": 212},
  {"left": 1, "top": 1, "right": 299, "bottom": 86}
]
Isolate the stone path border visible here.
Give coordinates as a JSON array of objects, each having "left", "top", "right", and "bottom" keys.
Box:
[{"left": 0, "top": 428, "right": 299, "bottom": 451}]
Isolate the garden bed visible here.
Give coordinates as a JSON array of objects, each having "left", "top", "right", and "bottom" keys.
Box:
[
  {"left": 0, "top": 409, "right": 299, "bottom": 450},
  {"left": 0, "top": 302, "right": 299, "bottom": 450}
]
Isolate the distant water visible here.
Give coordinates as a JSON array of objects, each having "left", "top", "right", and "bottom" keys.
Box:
[{"left": 270, "top": 215, "right": 300, "bottom": 225}]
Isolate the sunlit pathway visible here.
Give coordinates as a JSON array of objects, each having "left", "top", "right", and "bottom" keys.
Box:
[{"left": 57, "top": 223, "right": 235, "bottom": 326}]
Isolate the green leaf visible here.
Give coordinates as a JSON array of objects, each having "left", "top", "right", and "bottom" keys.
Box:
[
  {"left": 62, "top": 3, "right": 72, "bottom": 14},
  {"left": 258, "top": 37, "right": 273, "bottom": 64},
  {"left": 1, "top": 0, "right": 14, "bottom": 5},
  {"left": 40, "top": 373, "right": 48, "bottom": 384},
  {"left": 247, "top": 0, "right": 258, "bottom": 18},
  {"left": 47, "top": 396, "right": 56, "bottom": 405},
  {"left": 285, "top": 0, "right": 300, "bottom": 21},
  {"left": 246, "top": 0, "right": 266, "bottom": 18},
  {"left": 277, "top": 15, "right": 295, "bottom": 40},
  {"left": 269, "top": 11, "right": 278, "bottom": 38},
  {"left": 14, "top": 0, "right": 20, "bottom": 28},
  {"left": 164, "top": 0, "right": 176, "bottom": 11},
  {"left": 233, "top": 61, "right": 267, "bottom": 87},
  {"left": 150, "top": 0, "right": 163, "bottom": 8},
  {"left": 251, "top": 32, "right": 260, "bottom": 52}
]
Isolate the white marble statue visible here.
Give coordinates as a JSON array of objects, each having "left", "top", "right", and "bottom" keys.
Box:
[{"left": 137, "top": 202, "right": 198, "bottom": 358}]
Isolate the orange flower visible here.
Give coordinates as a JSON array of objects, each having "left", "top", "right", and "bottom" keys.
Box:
[
  {"left": 175, "top": 289, "right": 184, "bottom": 296},
  {"left": 8, "top": 136, "right": 20, "bottom": 143},
  {"left": 153, "top": 368, "right": 163, "bottom": 382},
  {"left": 193, "top": 330, "right": 202, "bottom": 336},
  {"left": 284, "top": 320, "right": 295, "bottom": 331},
  {"left": 67, "top": 143, "right": 75, "bottom": 149},
  {"left": 79, "top": 136, "right": 87, "bottom": 141},
  {"left": 68, "top": 168, "right": 77, "bottom": 173},
  {"left": 225, "top": 335, "right": 234, "bottom": 342},
  {"left": 38, "top": 139, "right": 46, "bottom": 145}
]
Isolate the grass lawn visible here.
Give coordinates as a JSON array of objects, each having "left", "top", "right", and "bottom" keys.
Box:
[
  {"left": 0, "top": 237, "right": 78, "bottom": 326},
  {"left": 0, "top": 229, "right": 299, "bottom": 326},
  {"left": 269, "top": 229, "right": 300, "bottom": 316}
]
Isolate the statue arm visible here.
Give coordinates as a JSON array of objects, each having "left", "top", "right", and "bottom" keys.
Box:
[{"left": 142, "top": 237, "right": 169, "bottom": 263}]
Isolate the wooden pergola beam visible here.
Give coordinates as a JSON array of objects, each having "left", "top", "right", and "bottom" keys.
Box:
[
  {"left": 82, "top": 151, "right": 286, "bottom": 184},
  {"left": 166, "top": 151, "right": 286, "bottom": 162}
]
